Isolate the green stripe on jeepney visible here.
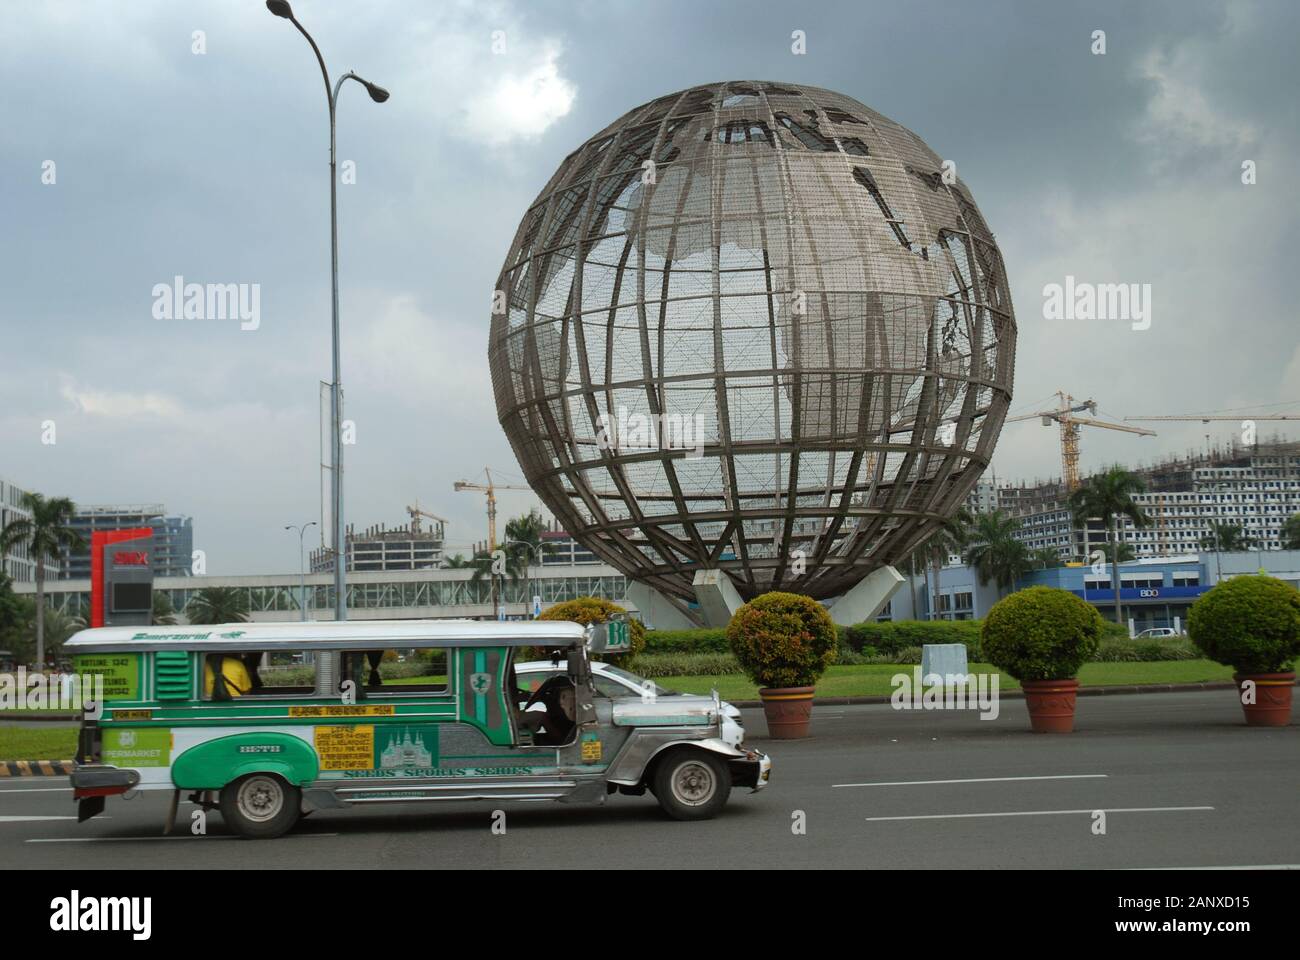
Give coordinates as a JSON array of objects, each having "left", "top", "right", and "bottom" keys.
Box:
[
  {"left": 475, "top": 649, "right": 487, "bottom": 722},
  {"left": 100, "top": 699, "right": 458, "bottom": 725}
]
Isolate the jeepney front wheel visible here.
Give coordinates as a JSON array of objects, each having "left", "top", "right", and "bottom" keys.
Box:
[
  {"left": 651, "top": 748, "right": 731, "bottom": 821},
  {"left": 220, "top": 773, "right": 301, "bottom": 839}
]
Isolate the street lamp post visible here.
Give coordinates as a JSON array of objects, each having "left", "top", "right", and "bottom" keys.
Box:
[
  {"left": 284, "top": 522, "right": 317, "bottom": 621},
  {"left": 267, "top": 0, "right": 388, "bottom": 622},
  {"left": 501, "top": 539, "right": 545, "bottom": 619}
]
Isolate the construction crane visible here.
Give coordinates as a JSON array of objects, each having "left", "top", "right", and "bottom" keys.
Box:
[
  {"left": 405, "top": 502, "right": 449, "bottom": 537},
  {"left": 453, "top": 468, "right": 531, "bottom": 552},
  {"left": 1007, "top": 391, "right": 1156, "bottom": 490},
  {"left": 1124, "top": 414, "right": 1299, "bottom": 422}
]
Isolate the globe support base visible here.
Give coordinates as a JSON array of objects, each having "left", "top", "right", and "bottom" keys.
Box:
[
  {"left": 626, "top": 581, "right": 703, "bottom": 631},
  {"left": 829, "top": 565, "right": 905, "bottom": 626},
  {"left": 692, "top": 569, "right": 745, "bottom": 628}
]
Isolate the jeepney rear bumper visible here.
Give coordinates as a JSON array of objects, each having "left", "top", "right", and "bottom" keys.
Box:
[
  {"left": 729, "top": 749, "right": 771, "bottom": 792},
  {"left": 71, "top": 765, "right": 140, "bottom": 822}
]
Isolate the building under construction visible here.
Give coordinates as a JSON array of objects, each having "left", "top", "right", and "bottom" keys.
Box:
[
  {"left": 310, "top": 519, "right": 447, "bottom": 574},
  {"left": 974, "top": 437, "right": 1300, "bottom": 560}
]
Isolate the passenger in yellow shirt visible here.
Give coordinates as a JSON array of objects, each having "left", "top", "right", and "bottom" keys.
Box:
[{"left": 203, "top": 655, "right": 254, "bottom": 699}]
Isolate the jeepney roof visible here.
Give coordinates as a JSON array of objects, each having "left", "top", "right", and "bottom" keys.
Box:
[{"left": 63, "top": 619, "right": 588, "bottom": 653}]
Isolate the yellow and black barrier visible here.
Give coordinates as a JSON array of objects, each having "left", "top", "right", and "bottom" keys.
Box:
[{"left": 1, "top": 760, "right": 77, "bottom": 777}]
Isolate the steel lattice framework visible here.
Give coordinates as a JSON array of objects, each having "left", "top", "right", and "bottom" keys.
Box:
[{"left": 490, "top": 82, "right": 1016, "bottom": 603}]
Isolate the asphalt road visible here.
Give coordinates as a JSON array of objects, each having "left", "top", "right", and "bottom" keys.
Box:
[{"left": 3, "top": 690, "right": 1296, "bottom": 869}]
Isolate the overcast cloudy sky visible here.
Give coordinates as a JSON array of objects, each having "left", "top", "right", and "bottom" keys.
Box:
[{"left": 1, "top": 0, "right": 1296, "bottom": 575}]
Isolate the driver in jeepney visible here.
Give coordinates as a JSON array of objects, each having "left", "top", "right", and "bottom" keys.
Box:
[{"left": 510, "top": 659, "right": 576, "bottom": 745}]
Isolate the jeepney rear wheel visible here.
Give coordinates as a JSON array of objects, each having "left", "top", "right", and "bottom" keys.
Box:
[
  {"left": 651, "top": 748, "right": 731, "bottom": 821},
  {"left": 220, "top": 773, "right": 301, "bottom": 840}
]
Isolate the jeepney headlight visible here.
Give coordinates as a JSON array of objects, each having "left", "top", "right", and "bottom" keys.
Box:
[{"left": 720, "top": 713, "right": 744, "bottom": 746}]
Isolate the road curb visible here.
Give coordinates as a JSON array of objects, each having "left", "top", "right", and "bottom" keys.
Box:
[
  {"left": 0, "top": 760, "right": 77, "bottom": 777},
  {"left": 731, "top": 679, "right": 1249, "bottom": 709}
]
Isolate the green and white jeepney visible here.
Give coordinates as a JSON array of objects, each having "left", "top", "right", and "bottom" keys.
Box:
[{"left": 65, "top": 619, "right": 771, "bottom": 838}]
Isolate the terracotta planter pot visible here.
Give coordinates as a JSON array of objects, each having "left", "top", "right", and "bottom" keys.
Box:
[
  {"left": 1233, "top": 672, "right": 1295, "bottom": 727},
  {"left": 1021, "top": 678, "right": 1079, "bottom": 733},
  {"left": 758, "top": 686, "right": 815, "bottom": 739}
]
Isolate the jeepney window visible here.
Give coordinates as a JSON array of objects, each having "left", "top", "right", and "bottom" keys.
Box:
[
  {"left": 339, "top": 648, "right": 449, "bottom": 696},
  {"left": 202, "top": 651, "right": 317, "bottom": 700}
]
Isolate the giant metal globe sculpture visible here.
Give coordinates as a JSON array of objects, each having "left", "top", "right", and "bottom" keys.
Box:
[{"left": 490, "top": 81, "right": 1015, "bottom": 604}]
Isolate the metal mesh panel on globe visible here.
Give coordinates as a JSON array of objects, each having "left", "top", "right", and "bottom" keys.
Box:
[{"left": 490, "top": 81, "right": 1016, "bottom": 603}]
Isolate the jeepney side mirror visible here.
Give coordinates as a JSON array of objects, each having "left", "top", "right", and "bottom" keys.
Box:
[{"left": 570, "top": 647, "right": 596, "bottom": 721}]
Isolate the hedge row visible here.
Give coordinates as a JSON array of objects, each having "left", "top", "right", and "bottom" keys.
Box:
[
  {"left": 634, "top": 631, "right": 1201, "bottom": 670},
  {"left": 642, "top": 628, "right": 731, "bottom": 654},
  {"left": 646, "top": 619, "right": 1132, "bottom": 662},
  {"left": 628, "top": 652, "right": 744, "bottom": 678}
]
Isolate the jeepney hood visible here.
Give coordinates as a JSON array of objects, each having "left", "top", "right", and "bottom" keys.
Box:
[{"left": 610, "top": 695, "right": 720, "bottom": 727}]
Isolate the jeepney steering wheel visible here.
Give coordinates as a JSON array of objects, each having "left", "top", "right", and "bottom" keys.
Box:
[{"left": 524, "top": 675, "right": 567, "bottom": 712}]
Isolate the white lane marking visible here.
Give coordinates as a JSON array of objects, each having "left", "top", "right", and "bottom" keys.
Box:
[
  {"left": 1132, "top": 865, "right": 1300, "bottom": 871},
  {"left": 26, "top": 832, "right": 339, "bottom": 843},
  {"left": 866, "top": 806, "right": 1213, "bottom": 822},
  {"left": 0, "top": 787, "right": 71, "bottom": 793},
  {"left": 0, "top": 815, "right": 82, "bottom": 822},
  {"left": 835, "top": 774, "right": 1108, "bottom": 788}
]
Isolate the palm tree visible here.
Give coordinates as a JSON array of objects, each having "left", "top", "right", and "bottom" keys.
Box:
[
  {"left": 0, "top": 573, "right": 28, "bottom": 659},
  {"left": 41, "top": 607, "right": 87, "bottom": 658},
  {"left": 184, "top": 587, "right": 249, "bottom": 625},
  {"left": 1068, "top": 466, "right": 1151, "bottom": 625},
  {"left": 964, "top": 510, "right": 1031, "bottom": 596},
  {"left": 503, "top": 508, "right": 546, "bottom": 571},
  {"left": 905, "top": 545, "right": 928, "bottom": 620},
  {"left": 152, "top": 592, "right": 178, "bottom": 626},
  {"left": 0, "top": 493, "right": 85, "bottom": 668},
  {"left": 1282, "top": 513, "right": 1300, "bottom": 551},
  {"left": 1028, "top": 546, "right": 1061, "bottom": 570},
  {"left": 1200, "top": 522, "right": 1253, "bottom": 553},
  {"left": 443, "top": 553, "right": 471, "bottom": 569},
  {"left": 926, "top": 509, "right": 972, "bottom": 620},
  {"left": 467, "top": 547, "right": 505, "bottom": 614}
]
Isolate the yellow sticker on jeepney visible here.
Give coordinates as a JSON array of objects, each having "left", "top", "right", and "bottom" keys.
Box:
[
  {"left": 581, "top": 735, "right": 602, "bottom": 762},
  {"left": 315, "top": 725, "right": 375, "bottom": 770},
  {"left": 112, "top": 709, "right": 153, "bottom": 721},
  {"left": 289, "top": 704, "right": 395, "bottom": 718}
]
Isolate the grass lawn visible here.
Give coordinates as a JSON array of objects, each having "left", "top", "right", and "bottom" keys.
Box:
[
  {"left": 1, "top": 706, "right": 78, "bottom": 714},
  {"left": 0, "top": 661, "right": 1240, "bottom": 760},
  {"left": 381, "top": 660, "right": 1237, "bottom": 701},
  {"left": 0, "top": 727, "right": 78, "bottom": 761},
  {"left": 660, "top": 660, "right": 1237, "bottom": 702}
]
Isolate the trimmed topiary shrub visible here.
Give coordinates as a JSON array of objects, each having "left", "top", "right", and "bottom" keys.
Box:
[
  {"left": 537, "top": 596, "right": 646, "bottom": 660},
  {"left": 981, "top": 586, "right": 1105, "bottom": 681},
  {"left": 1187, "top": 575, "right": 1300, "bottom": 674},
  {"left": 726, "top": 591, "right": 837, "bottom": 689}
]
